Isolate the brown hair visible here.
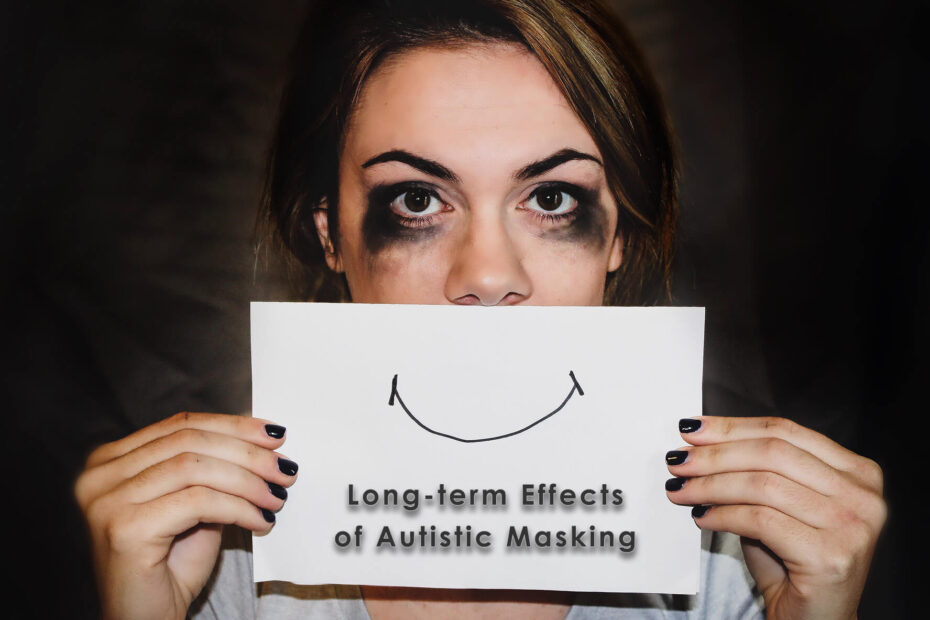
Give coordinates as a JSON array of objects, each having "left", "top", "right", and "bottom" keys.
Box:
[{"left": 258, "top": 0, "right": 678, "bottom": 305}]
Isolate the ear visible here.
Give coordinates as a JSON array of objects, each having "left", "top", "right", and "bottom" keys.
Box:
[
  {"left": 607, "top": 231, "right": 624, "bottom": 272},
  {"left": 312, "top": 200, "right": 344, "bottom": 273}
]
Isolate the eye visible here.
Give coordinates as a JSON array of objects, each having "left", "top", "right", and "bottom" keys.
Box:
[
  {"left": 390, "top": 188, "right": 445, "bottom": 217},
  {"left": 524, "top": 185, "right": 579, "bottom": 216}
]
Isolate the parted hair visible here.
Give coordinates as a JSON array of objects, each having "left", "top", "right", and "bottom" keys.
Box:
[{"left": 258, "top": 0, "right": 678, "bottom": 305}]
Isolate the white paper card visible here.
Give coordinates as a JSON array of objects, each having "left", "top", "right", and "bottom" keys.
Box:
[{"left": 251, "top": 302, "right": 704, "bottom": 594}]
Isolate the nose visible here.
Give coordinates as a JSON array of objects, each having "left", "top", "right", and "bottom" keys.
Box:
[{"left": 444, "top": 213, "right": 532, "bottom": 306}]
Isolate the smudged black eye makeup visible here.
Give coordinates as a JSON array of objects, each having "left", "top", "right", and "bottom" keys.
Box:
[
  {"left": 361, "top": 179, "right": 609, "bottom": 254},
  {"left": 520, "top": 182, "right": 608, "bottom": 247},
  {"left": 362, "top": 181, "right": 450, "bottom": 252}
]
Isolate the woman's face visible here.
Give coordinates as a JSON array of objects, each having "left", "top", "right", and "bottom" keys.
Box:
[{"left": 314, "top": 42, "right": 623, "bottom": 306}]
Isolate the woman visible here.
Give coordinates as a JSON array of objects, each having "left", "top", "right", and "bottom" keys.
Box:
[{"left": 74, "top": 1, "right": 886, "bottom": 618}]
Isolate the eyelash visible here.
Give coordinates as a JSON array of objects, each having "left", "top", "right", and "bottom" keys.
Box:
[
  {"left": 369, "top": 182, "right": 445, "bottom": 228},
  {"left": 372, "top": 181, "right": 594, "bottom": 228},
  {"left": 520, "top": 182, "right": 593, "bottom": 225}
]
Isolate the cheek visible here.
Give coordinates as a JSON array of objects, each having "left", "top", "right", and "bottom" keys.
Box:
[
  {"left": 342, "top": 239, "right": 454, "bottom": 304},
  {"left": 520, "top": 242, "right": 610, "bottom": 305},
  {"left": 338, "top": 209, "right": 617, "bottom": 306},
  {"left": 515, "top": 207, "right": 617, "bottom": 306}
]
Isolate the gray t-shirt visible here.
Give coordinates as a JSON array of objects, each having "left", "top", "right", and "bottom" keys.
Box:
[{"left": 189, "top": 526, "right": 764, "bottom": 619}]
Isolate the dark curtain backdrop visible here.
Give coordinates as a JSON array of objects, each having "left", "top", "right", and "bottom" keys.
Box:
[{"left": 3, "top": 1, "right": 924, "bottom": 617}]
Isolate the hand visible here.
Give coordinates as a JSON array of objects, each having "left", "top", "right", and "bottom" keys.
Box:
[
  {"left": 665, "top": 416, "right": 886, "bottom": 619},
  {"left": 74, "top": 412, "right": 298, "bottom": 620}
]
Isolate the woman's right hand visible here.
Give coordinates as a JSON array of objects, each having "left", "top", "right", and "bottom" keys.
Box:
[{"left": 74, "top": 412, "right": 298, "bottom": 620}]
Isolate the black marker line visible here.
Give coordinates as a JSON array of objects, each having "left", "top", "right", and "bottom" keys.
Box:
[{"left": 388, "top": 371, "right": 584, "bottom": 443}]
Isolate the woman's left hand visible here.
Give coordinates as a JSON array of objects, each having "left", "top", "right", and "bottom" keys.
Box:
[{"left": 665, "top": 415, "right": 886, "bottom": 620}]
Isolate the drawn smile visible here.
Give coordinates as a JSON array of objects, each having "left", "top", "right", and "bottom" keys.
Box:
[{"left": 387, "top": 371, "right": 584, "bottom": 443}]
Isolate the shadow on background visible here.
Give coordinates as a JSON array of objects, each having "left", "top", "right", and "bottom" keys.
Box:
[{"left": 2, "top": 1, "right": 924, "bottom": 617}]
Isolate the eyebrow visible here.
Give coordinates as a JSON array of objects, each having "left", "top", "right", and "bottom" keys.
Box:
[{"left": 360, "top": 148, "right": 602, "bottom": 183}]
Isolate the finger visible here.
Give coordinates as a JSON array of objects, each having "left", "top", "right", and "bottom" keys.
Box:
[
  {"left": 679, "top": 416, "right": 882, "bottom": 490},
  {"left": 740, "top": 538, "right": 788, "bottom": 595},
  {"left": 104, "top": 486, "right": 276, "bottom": 556},
  {"left": 87, "top": 412, "right": 286, "bottom": 468},
  {"left": 690, "top": 503, "right": 822, "bottom": 572},
  {"left": 666, "top": 471, "right": 837, "bottom": 529},
  {"left": 148, "top": 486, "right": 277, "bottom": 538},
  {"left": 102, "top": 452, "right": 288, "bottom": 514},
  {"left": 80, "top": 428, "right": 298, "bottom": 504},
  {"left": 666, "top": 437, "right": 845, "bottom": 497}
]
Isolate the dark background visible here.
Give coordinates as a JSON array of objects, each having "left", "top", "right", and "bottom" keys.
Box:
[{"left": 2, "top": 1, "right": 925, "bottom": 617}]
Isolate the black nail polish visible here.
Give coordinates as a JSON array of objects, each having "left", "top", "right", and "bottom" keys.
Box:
[
  {"left": 267, "top": 482, "right": 288, "bottom": 500},
  {"left": 679, "top": 418, "right": 702, "bottom": 433},
  {"left": 665, "top": 450, "right": 689, "bottom": 466},
  {"left": 278, "top": 457, "right": 299, "bottom": 476},
  {"left": 665, "top": 477, "right": 687, "bottom": 492},
  {"left": 691, "top": 505, "right": 711, "bottom": 519},
  {"left": 265, "top": 424, "right": 286, "bottom": 439},
  {"left": 260, "top": 507, "right": 276, "bottom": 523}
]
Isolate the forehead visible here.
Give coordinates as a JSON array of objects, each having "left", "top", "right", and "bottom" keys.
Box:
[{"left": 343, "top": 43, "right": 599, "bottom": 177}]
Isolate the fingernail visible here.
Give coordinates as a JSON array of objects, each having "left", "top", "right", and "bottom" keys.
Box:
[
  {"left": 665, "top": 450, "right": 689, "bottom": 466},
  {"left": 265, "top": 424, "right": 286, "bottom": 439},
  {"left": 691, "top": 505, "right": 711, "bottom": 518},
  {"left": 665, "top": 477, "right": 687, "bottom": 492},
  {"left": 267, "top": 482, "right": 288, "bottom": 500},
  {"left": 260, "top": 507, "right": 276, "bottom": 523},
  {"left": 278, "top": 457, "right": 299, "bottom": 476},
  {"left": 679, "top": 418, "right": 702, "bottom": 433}
]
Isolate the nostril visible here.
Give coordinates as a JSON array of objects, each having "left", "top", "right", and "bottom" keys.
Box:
[
  {"left": 452, "top": 294, "right": 483, "bottom": 306},
  {"left": 496, "top": 292, "right": 525, "bottom": 306},
  {"left": 451, "top": 292, "right": 525, "bottom": 306}
]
